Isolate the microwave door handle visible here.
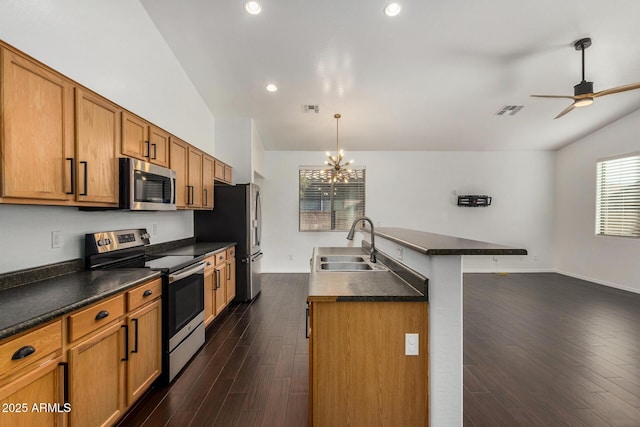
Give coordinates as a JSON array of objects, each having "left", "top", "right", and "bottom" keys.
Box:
[{"left": 168, "top": 261, "right": 206, "bottom": 283}]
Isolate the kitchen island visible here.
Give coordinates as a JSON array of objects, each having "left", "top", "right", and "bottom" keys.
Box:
[
  {"left": 307, "top": 246, "right": 429, "bottom": 426},
  {"left": 372, "top": 227, "right": 527, "bottom": 427}
]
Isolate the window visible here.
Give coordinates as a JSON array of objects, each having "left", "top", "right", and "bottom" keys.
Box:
[
  {"left": 299, "top": 167, "right": 366, "bottom": 231},
  {"left": 596, "top": 153, "right": 640, "bottom": 237}
]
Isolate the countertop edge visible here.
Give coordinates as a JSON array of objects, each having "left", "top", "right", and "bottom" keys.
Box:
[
  {"left": 0, "top": 271, "right": 161, "bottom": 341},
  {"left": 374, "top": 228, "right": 528, "bottom": 256}
]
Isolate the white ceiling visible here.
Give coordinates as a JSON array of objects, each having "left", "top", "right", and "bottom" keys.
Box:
[{"left": 140, "top": 0, "right": 640, "bottom": 151}]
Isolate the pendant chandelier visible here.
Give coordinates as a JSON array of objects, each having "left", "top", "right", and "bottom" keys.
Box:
[{"left": 324, "top": 113, "right": 354, "bottom": 183}]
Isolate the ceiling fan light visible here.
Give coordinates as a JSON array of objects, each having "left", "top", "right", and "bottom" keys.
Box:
[{"left": 574, "top": 97, "right": 594, "bottom": 107}]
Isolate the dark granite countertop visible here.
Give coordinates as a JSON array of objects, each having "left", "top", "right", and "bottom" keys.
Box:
[
  {"left": 374, "top": 227, "right": 528, "bottom": 256},
  {"left": 307, "top": 247, "right": 427, "bottom": 302},
  {"left": 156, "top": 242, "right": 236, "bottom": 257},
  {"left": 0, "top": 269, "right": 161, "bottom": 340}
]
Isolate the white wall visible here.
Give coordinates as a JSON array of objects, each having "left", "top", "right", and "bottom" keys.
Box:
[
  {"left": 0, "top": 0, "right": 214, "bottom": 153},
  {"left": 214, "top": 117, "right": 253, "bottom": 183},
  {"left": 0, "top": 0, "right": 215, "bottom": 274},
  {"left": 556, "top": 109, "right": 640, "bottom": 293},
  {"left": 262, "top": 151, "right": 556, "bottom": 273},
  {"left": 0, "top": 205, "right": 192, "bottom": 273}
]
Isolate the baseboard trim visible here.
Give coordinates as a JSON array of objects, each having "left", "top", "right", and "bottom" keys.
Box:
[
  {"left": 463, "top": 268, "right": 555, "bottom": 274},
  {"left": 554, "top": 270, "right": 640, "bottom": 295}
]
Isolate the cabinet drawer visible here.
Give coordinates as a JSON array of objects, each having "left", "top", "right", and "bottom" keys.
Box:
[
  {"left": 214, "top": 250, "right": 227, "bottom": 266},
  {"left": 204, "top": 255, "right": 216, "bottom": 273},
  {"left": 226, "top": 246, "right": 235, "bottom": 258},
  {"left": 128, "top": 278, "right": 162, "bottom": 311},
  {"left": 0, "top": 320, "right": 62, "bottom": 378},
  {"left": 68, "top": 295, "right": 125, "bottom": 342}
]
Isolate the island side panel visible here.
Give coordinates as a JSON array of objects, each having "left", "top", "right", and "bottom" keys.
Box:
[{"left": 376, "top": 237, "right": 463, "bottom": 427}]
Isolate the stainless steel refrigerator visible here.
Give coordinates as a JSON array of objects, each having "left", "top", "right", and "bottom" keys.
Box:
[{"left": 194, "top": 183, "right": 262, "bottom": 301}]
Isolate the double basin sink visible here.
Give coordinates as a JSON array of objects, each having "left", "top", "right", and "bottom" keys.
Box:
[{"left": 316, "top": 255, "right": 388, "bottom": 272}]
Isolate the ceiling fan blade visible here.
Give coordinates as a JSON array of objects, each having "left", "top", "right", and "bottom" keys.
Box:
[
  {"left": 554, "top": 103, "right": 576, "bottom": 119},
  {"left": 593, "top": 82, "right": 640, "bottom": 98},
  {"left": 530, "top": 94, "right": 578, "bottom": 100}
]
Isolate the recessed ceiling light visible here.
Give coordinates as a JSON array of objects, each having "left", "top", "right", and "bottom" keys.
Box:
[
  {"left": 265, "top": 84, "right": 278, "bottom": 93},
  {"left": 245, "top": 1, "right": 261, "bottom": 15},
  {"left": 384, "top": 2, "right": 401, "bottom": 17}
]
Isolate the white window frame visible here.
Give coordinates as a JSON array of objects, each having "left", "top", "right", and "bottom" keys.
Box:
[{"left": 595, "top": 152, "right": 640, "bottom": 238}]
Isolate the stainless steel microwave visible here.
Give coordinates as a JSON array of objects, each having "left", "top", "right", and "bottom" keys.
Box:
[{"left": 119, "top": 158, "right": 177, "bottom": 211}]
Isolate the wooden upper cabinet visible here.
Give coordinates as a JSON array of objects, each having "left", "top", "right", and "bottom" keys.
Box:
[
  {"left": 213, "top": 159, "right": 233, "bottom": 184},
  {"left": 121, "top": 112, "right": 148, "bottom": 161},
  {"left": 0, "top": 48, "right": 74, "bottom": 202},
  {"left": 121, "top": 113, "right": 169, "bottom": 168},
  {"left": 170, "top": 137, "right": 189, "bottom": 209},
  {"left": 214, "top": 159, "right": 225, "bottom": 182},
  {"left": 148, "top": 125, "right": 170, "bottom": 168},
  {"left": 188, "top": 146, "right": 203, "bottom": 208},
  {"left": 202, "top": 154, "right": 215, "bottom": 209},
  {"left": 75, "top": 88, "right": 120, "bottom": 205}
]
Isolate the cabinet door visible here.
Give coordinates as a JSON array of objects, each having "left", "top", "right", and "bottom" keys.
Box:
[
  {"left": 126, "top": 299, "right": 161, "bottom": 406},
  {"left": 204, "top": 270, "right": 216, "bottom": 326},
  {"left": 148, "top": 125, "right": 170, "bottom": 168},
  {"left": 0, "top": 357, "right": 64, "bottom": 427},
  {"left": 188, "top": 146, "right": 203, "bottom": 208},
  {"left": 1, "top": 48, "right": 74, "bottom": 202},
  {"left": 226, "top": 257, "right": 236, "bottom": 304},
  {"left": 214, "top": 264, "right": 227, "bottom": 315},
  {"left": 202, "top": 154, "right": 215, "bottom": 210},
  {"left": 214, "top": 159, "right": 225, "bottom": 181},
  {"left": 68, "top": 321, "right": 124, "bottom": 427},
  {"left": 170, "top": 137, "right": 189, "bottom": 209},
  {"left": 121, "top": 111, "right": 148, "bottom": 161},
  {"left": 75, "top": 88, "right": 120, "bottom": 204}
]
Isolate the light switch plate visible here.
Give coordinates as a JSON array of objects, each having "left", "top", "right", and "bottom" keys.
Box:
[
  {"left": 405, "top": 333, "right": 419, "bottom": 356},
  {"left": 51, "top": 231, "right": 62, "bottom": 249}
]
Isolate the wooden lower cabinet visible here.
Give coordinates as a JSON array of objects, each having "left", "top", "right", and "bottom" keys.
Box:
[
  {"left": 308, "top": 301, "right": 429, "bottom": 427},
  {"left": 226, "top": 252, "right": 236, "bottom": 304},
  {"left": 67, "top": 320, "right": 125, "bottom": 427},
  {"left": 0, "top": 357, "right": 65, "bottom": 427},
  {"left": 214, "top": 262, "right": 227, "bottom": 316},
  {"left": 204, "top": 255, "right": 217, "bottom": 326},
  {"left": 126, "top": 299, "right": 162, "bottom": 406}
]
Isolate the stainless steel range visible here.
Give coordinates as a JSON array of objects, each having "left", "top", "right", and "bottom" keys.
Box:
[{"left": 85, "top": 229, "right": 205, "bottom": 383}]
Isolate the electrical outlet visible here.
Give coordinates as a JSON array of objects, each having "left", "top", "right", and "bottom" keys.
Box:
[
  {"left": 405, "top": 333, "right": 419, "bottom": 356},
  {"left": 51, "top": 231, "right": 62, "bottom": 249},
  {"left": 152, "top": 223, "right": 159, "bottom": 236}
]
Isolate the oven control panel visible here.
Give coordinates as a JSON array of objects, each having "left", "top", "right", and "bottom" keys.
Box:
[{"left": 85, "top": 228, "right": 151, "bottom": 255}]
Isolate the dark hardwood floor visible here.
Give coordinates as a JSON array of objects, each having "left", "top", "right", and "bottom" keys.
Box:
[
  {"left": 464, "top": 273, "right": 640, "bottom": 427},
  {"left": 118, "top": 272, "right": 640, "bottom": 427}
]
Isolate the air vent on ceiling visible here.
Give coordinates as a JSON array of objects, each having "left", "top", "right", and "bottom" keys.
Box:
[
  {"left": 302, "top": 105, "right": 320, "bottom": 114},
  {"left": 496, "top": 105, "right": 524, "bottom": 116}
]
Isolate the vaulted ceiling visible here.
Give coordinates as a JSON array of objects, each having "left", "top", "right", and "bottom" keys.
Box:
[{"left": 141, "top": 0, "right": 640, "bottom": 151}]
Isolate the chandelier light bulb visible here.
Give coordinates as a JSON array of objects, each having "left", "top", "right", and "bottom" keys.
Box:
[
  {"left": 384, "top": 2, "right": 401, "bottom": 17},
  {"left": 245, "top": 1, "right": 261, "bottom": 15}
]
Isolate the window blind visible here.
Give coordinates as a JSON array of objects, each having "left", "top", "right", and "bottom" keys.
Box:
[
  {"left": 299, "top": 167, "right": 366, "bottom": 231},
  {"left": 596, "top": 154, "right": 640, "bottom": 237}
]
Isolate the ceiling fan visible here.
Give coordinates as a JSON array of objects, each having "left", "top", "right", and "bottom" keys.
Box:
[{"left": 531, "top": 37, "right": 640, "bottom": 119}]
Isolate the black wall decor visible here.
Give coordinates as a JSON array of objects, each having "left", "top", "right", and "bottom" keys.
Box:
[{"left": 457, "top": 195, "right": 492, "bottom": 207}]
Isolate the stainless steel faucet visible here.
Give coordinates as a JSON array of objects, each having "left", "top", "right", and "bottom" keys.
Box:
[{"left": 346, "top": 216, "right": 377, "bottom": 263}]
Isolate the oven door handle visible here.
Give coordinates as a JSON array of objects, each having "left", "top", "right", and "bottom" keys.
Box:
[{"left": 168, "top": 261, "right": 206, "bottom": 283}]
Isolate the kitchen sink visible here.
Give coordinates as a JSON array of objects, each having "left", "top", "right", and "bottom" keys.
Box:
[
  {"left": 319, "top": 263, "right": 373, "bottom": 271},
  {"left": 315, "top": 254, "right": 388, "bottom": 272},
  {"left": 320, "top": 256, "right": 367, "bottom": 263}
]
